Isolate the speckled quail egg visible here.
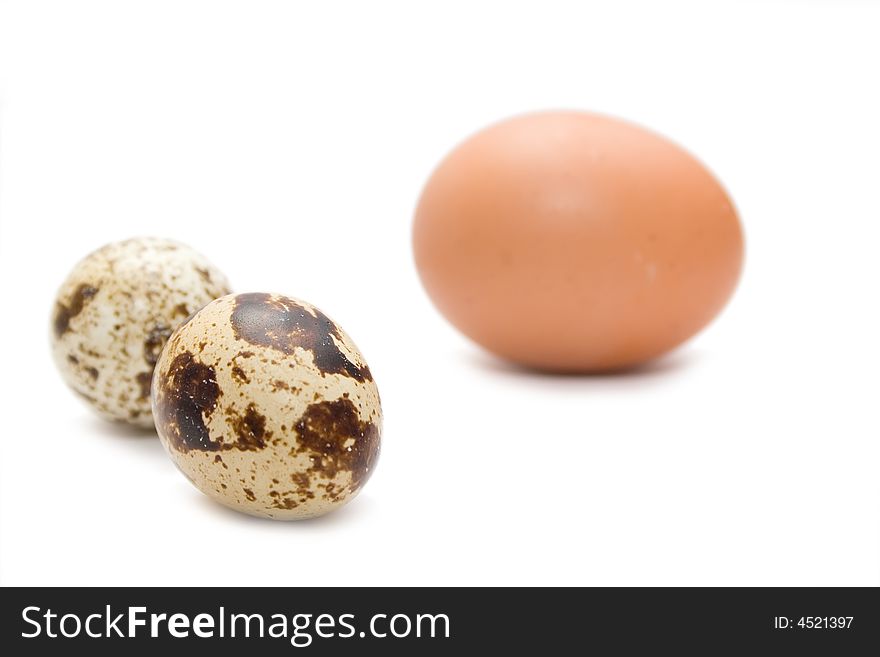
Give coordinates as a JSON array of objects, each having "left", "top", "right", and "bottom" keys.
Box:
[
  {"left": 151, "top": 292, "right": 382, "bottom": 520},
  {"left": 51, "top": 237, "right": 231, "bottom": 427}
]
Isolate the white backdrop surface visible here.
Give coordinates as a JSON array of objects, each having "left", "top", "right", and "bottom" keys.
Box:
[{"left": 0, "top": 0, "right": 878, "bottom": 586}]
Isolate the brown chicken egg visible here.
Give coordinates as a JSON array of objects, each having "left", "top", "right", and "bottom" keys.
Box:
[{"left": 413, "top": 111, "right": 744, "bottom": 371}]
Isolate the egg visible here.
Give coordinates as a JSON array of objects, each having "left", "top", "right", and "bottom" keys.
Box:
[
  {"left": 151, "top": 292, "right": 381, "bottom": 520},
  {"left": 413, "top": 111, "right": 744, "bottom": 372},
  {"left": 51, "top": 237, "right": 231, "bottom": 426}
]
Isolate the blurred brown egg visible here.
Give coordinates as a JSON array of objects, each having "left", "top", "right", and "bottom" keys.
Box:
[{"left": 413, "top": 111, "right": 744, "bottom": 372}]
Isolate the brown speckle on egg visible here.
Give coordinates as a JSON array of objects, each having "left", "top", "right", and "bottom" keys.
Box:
[
  {"left": 293, "top": 398, "right": 379, "bottom": 492},
  {"left": 227, "top": 404, "right": 271, "bottom": 450},
  {"left": 154, "top": 351, "right": 222, "bottom": 451},
  {"left": 135, "top": 371, "right": 153, "bottom": 400},
  {"left": 54, "top": 283, "right": 99, "bottom": 338},
  {"left": 230, "top": 292, "right": 373, "bottom": 382},
  {"left": 143, "top": 323, "right": 173, "bottom": 367}
]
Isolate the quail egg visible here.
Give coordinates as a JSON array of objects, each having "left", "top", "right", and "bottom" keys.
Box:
[
  {"left": 51, "top": 237, "right": 231, "bottom": 427},
  {"left": 151, "top": 292, "right": 382, "bottom": 520}
]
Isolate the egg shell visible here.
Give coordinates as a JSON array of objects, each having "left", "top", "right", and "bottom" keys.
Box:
[
  {"left": 151, "top": 292, "right": 382, "bottom": 520},
  {"left": 50, "top": 237, "right": 231, "bottom": 426},
  {"left": 413, "top": 111, "right": 745, "bottom": 372}
]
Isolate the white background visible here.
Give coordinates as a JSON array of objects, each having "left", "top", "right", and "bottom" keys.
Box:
[{"left": 1, "top": 0, "right": 878, "bottom": 586}]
